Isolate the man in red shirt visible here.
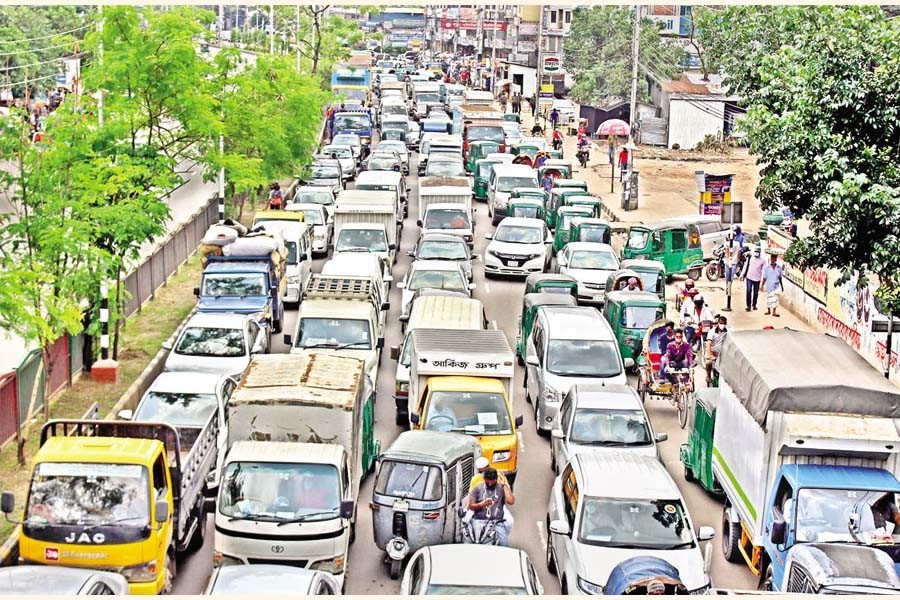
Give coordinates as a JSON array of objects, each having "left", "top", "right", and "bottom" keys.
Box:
[{"left": 618, "top": 147, "right": 629, "bottom": 172}]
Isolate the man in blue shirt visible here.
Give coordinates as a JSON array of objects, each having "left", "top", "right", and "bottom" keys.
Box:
[{"left": 761, "top": 252, "right": 784, "bottom": 317}]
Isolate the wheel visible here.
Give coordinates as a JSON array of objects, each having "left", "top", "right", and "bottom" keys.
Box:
[
  {"left": 639, "top": 378, "right": 648, "bottom": 404},
  {"left": 722, "top": 507, "right": 742, "bottom": 563},
  {"left": 688, "top": 267, "right": 702, "bottom": 281},
  {"left": 677, "top": 389, "right": 689, "bottom": 429},
  {"left": 186, "top": 503, "right": 207, "bottom": 553},
  {"left": 517, "top": 353, "right": 524, "bottom": 366},
  {"left": 389, "top": 558, "right": 402, "bottom": 579},
  {"left": 684, "top": 465, "right": 695, "bottom": 482},
  {"left": 758, "top": 562, "right": 774, "bottom": 591},
  {"left": 705, "top": 262, "right": 720, "bottom": 282},
  {"left": 546, "top": 529, "right": 557, "bottom": 575},
  {"left": 550, "top": 447, "right": 558, "bottom": 475},
  {"left": 349, "top": 516, "right": 357, "bottom": 544},
  {"left": 395, "top": 412, "right": 409, "bottom": 427}
]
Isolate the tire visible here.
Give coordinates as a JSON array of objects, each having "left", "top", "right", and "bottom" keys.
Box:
[
  {"left": 677, "top": 391, "right": 688, "bottom": 429},
  {"left": 517, "top": 353, "right": 524, "bottom": 367},
  {"left": 688, "top": 267, "right": 702, "bottom": 281},
  {"left": 758, "top": 563, "right": 774, "bottom": 592},
  {"left": 186, "top": 504, "right": 207, "bottom": 553},
  {"left": 546, "top": 530, "right": 557, "bottom": 575},
  {"left": 705, "top": 262, "right": 720, "bottom": 282},
  {"left": 722, "top": 507, "right": 742, "bottom": 564},
  {"left": 163, "top": 552, "right": 176, "bottom": 595},
  {"left": 638, "top": 378, "right": 648, "bottom": 404},
  {"left": 684, "top": 465, "right": 695, "bottom": 482},
  {"left": 550, "top": 447, "right": 558, "bottom": 475},
  {"left": 395, "top": 412, "right": 409, "bottom": 427},
  {"left": 389, "top": 558, "right": 402, "bottom": 579}
]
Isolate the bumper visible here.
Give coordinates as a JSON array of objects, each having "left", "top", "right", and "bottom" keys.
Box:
[
  {"left": 537, "top": 398, "right": 561, "bottom": 432},
  {"left": 484, "top": 254, "right": 545, "bottom": 276},
  {"left": 576, "top": 287, "right": 606, "bottom": 305}
]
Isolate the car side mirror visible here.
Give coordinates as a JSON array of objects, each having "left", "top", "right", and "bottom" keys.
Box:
[
  {"left": 471, "top": 254, "right": 480, "bottom": 261},
  {"left": 417, "top": 220, "right": 423, "bottom": 227},
  {"left": 698, "top": 525, "right": 715, "bottom": 541},
  {"left": 155, "top": 500, "right": 169, "bottom": 524},
  {"left": 390, "top": 346, "right": 400, "bottom": 360},
  {"left": 406, "top": 250, "right": 416, "bottom": 257},
  {"left": 771, "top": 519, "right": 787, "bottom": 545},
  {"left": 1, "top": 491, "right": 15, "bottom": 515},
  {"left": 193, "top": 287, "right": 200, "bottom": 297},
  {"left": 623, "top": 357, "right": 635, "bottom": 369},
  {"left": 340, "top": 500, "right": 354, "bottom": 520},
  {"left": 251, "top": 338, "right": 265, "bottom": 355},
  {"left": 396, "top": 282, "right": 406, "bottom": 290},
  {"left": 549, "top": 519, "right": 570, "bottom": 536},
  {"left": 409, "top": 413, "right": 420, "bottom": 425},
  {"left": 655, "top": 432, "right": 668, "bottom": 443},
  {"left": 384, "top": 274, "right": 394, "bottom": 283},
  {"left": 515, "top": 415, "right": 524, "bottom": 427},
  {"left": 283, "top": 334, "right": 292, "bottom": 346},
  {"left": 389, "top": 243, "right": 396, "bottom": 250},
  {"left": 118, "top": 409, "right": 134, "bottom": 421},
  {"left": 468, "top": 283, "right": 477, "bottom": 291},
  {"left": 557, "top": 257, "right": 567, "bottom": 266},
  {"left": 161, "top": 341, "right": 173, "bottom": 351}
]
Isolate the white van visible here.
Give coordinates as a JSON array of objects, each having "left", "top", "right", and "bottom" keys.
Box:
[
  {"left": 256, "top": 221, "right": 312, "bottom": 306},
  {"left": 525, "top": 305, "right": 628, "bottom": 434},
  {"left": 355, "top": 171, "right": 408, "bottom": 218},
  {"left": 488, "top": 163, "right": 539, "bottom": 226}
]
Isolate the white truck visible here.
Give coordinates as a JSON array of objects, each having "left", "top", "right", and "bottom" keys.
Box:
[
  {"left": 407, "top": 328, "right": 524, "bottom": 484},
  {"left": 416, "top": 175, "right": 471, "bottom": 218},
  {"left": 333, "top": 192, "right": 398, "bottom": 267},
  {"left": 285, "top": 274, "right": 386, "bottom": 387},
  {"left": 711, "top": 329, "right": 900, "bottom": 591},
  {"left": 214, "top": 353, "right": 378, "bottom": 590}
]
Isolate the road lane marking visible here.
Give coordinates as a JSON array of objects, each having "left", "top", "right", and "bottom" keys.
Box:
[
  {"left": 536, "top": 520, "right": 547, "bottom": 549},
  {"left": 491, "top": 320, "right": 498, "bottom": 330},
  {"left": 484, "top": 282, "right": 491, "bottom": 293},
  {"left": 518, "top": 431, "right": 525, "bottom": 452}
]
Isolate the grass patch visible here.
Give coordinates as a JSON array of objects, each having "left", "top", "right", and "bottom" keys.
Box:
[{"left": 0, "top": 254, "right": 202, "bottom": 543}]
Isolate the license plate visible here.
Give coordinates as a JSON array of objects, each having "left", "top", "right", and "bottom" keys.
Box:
[
  {"left": 393, "top": 499, "right": 409, "bottom": 513},
  {"left": 509, "top": 261, "right": 520, "bottom": 267},
  {"left": 593, "top": 294, "right": 604, "bottom": 302}
]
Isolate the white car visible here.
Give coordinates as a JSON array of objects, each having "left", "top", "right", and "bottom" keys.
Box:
[
  {"left": 556, "top": 242, "right": 621, "bottom": 306},
  {"left": 292, "top": 185, "right": 336, "bottom": 212},
  {"left": 397, "top": 260, "right": 474, "bottom": 318},
  {"left": 374, "top": 140, "right": 410, "bottom": 174},
  {"left": 503, "top": 122, "right": 523, "bottom": 146},
  {"left": 484, "top": 217, "right": 552, "bottom": 277},
  {"left": 163, "top": 312, "right": 268, "bottom": 379},
  {"left": 546, "top": 452, "right": 715, "bottom": 595},
  {"left": 205, "top": 564, "right": 342, "bottom": 595},
  {"left": 401, "top": 545, "right": 544, "bottom": 595},
  {"left": 0, "top": 566, "right": 130, "bottom": 595},
  {"left": 551, "top": 99, "right": 577, "bottom": 125},
  {"left": 550, "top": 384, "right": 667, "bottom": 474},
  {"left": 286, "top": 202, "right": 333, "bottom": 256},
  {"left": 330, "top": 133, "right": 363, "bottom": 165},
  {"left": 321, "top": 144, "right": 356, "bottom": 181}
]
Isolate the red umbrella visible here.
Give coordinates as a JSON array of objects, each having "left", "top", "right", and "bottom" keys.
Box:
[{"left": 596, "top": 118, "right": 630, "bottom": 137}]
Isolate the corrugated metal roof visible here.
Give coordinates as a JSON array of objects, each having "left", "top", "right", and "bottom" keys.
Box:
[
  {"left": 381, "top": 430, "right": 481, "bottom": 463},
  {"left": 226, "top": 440, "right": 345, "bottom": 464},
  {"left": 783, "top": 464, "right": 900, "bottom": 491},
  {"left": 411, "top": 328, "right": 512, "bottom": 355}
]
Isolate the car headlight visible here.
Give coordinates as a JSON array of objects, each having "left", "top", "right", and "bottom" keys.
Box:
[
  {"left": 287, "top": 275, "right": 300, "bottom": 285},
  {"left": 309, "top": 554, "right": 345, "bottom": 575},
  {"left": 493, "top": 450, "right": 511, "bottom": 463},
  {"left": 213, "top": 551, "right": 243, "bottom": 568},
  {"left": 543, "top": 385, "right": 560, "bottom": 404},
  {"left": 577, "top": 576, "right": 603, "bottom": 595},
  {"left": 396, "top": 381, "right": 409, "bottom": 393},
  {"left": 121, "top": 560, "right": 159, "bottom": 583}
]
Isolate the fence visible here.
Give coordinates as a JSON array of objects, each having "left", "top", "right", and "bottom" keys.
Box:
[{"left": 0, "top": 196, "right": 220, "bottom": 449}]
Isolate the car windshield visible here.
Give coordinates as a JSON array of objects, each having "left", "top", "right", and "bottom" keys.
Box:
[
  {"left": 511, "top": 206, "right": 541, "bottom": 219},
  {"left": 311, "top": 165, "right": 340, "bottom": 179},
  {"left": 623, "top": 306, "right": 664, "bottom": 329},
  {"left": 26, "top": 463, "right": 150, "bottom": 530},
  {"left": 335, "top": 114, "right": 371, "bottom": 130},
  {"left": 383, "top": 120, "right": 410, "bottom": 133},
  {"left": 218, "top": 462, "right": 341, "bottom": 523},
  {"left": 424, "top": 209, "right": 470, "bottom": 230},
  {"left": 378, "top": 142, "right": 406, "bottom": 156},
  {"left": 383, "top": 105, "right": 406, "bottom": 116},
  {"left": 426, "top": 160, "right": 465, "bottom": 177},
  {"left": 299, "top": 210, "right": 323, "bottom": 225},
  {"left": 793, "top": 488, "right": 899, "bottom": 543},
  {"left": 175, "top": 326, "right": 245, "bottom": 357},
  {"left": 426, "top": 585, "right": 528, "bottom": 595},
  {"left": 570, "top": 409, "right": 652, "bottom": 446},
  {"left": 546, "top": 339, "right": 622, "bottom": 377},
  {"left": 408, "top": 268, "right": 466, "bottom": 292},
  {"left": 478, "top": 163, "right": 498, "bottom": 178},
  {"left": 569, "top": 250, "right": 618, "bottom": 270},
  {"left": 337, "top": 89, "right": 368, "bottom": 102},
  {"left": 468, "top": 126, "right": 505, "bottom": 143},
  {"left": 368, "top": 157, "right": 399, "bottom": 171},
  {"left": 136, "top": 391, "right": 218, "bottom": 427},
  {"left": 336, "top": 229, "right": 388, "bottom": 253},
  {"left": 417, "top": 93, "right": 440, "bottom": 103},
  {"left": 425, "top": 390, "right": 512, "bottom": 435},
  {"left": 285, "top": 241, "right": 298, "bottom": 265},
  {"left": 495, "top": 225, "right": 543, "bottom": 244},
  {"left": 627, "top": 229, "right": 649, "bottom": 249},
  {"left": 202, "top": 273, "right": 266, "bottom": 297},
  {"left": 332, "top": 135, "right": 360, "bottom": 148},
  {"left": 498, "top": 176, "right": 538, "bottom": 193},
  {"left": 419, "top": 240, "right": 467, "bottom": 260},
  {"left": 297, "top": 317, "right": 371, "bottom": 349},
  {"left": 293, "top": 190, "right": 332, "bottom": 205},
  {"left": 375, "top": 461, "right": 442, "bottom": 501},
  {"left": 579, "top": 498, "right": 694, "bottom": 549},
  {"left": 323, "top": 146, "right": 351, "bottom": 159},
  {"left": 579, "top": 226, "right": 609, "bottom": 243}
]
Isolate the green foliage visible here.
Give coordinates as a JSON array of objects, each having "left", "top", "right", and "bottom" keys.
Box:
[
  {"left": 567, "top": 6, "right": 685, "bottom": 106},
  {"left": 707, "top": 6, "right": 900, "bottom": 313}
]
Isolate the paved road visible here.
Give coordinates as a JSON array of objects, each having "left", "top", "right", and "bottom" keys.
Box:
[{"left": 170, "top": 143, "right": 760, "bottom": 594}]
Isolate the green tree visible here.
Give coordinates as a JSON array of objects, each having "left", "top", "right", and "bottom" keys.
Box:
[
  {"left": 566, "top": 6, "right": 685, "bottom": 106},
  {"left": 705, "top": 6, "right": 900, "bottom": 314}
]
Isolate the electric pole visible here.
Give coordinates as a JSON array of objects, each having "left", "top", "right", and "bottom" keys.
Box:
[
  {"left": 628, "top": 4, "right": 641, "bottom": 170},
  {"left": 534, "top": 5, "right": 544, "bottom": 120},
  {"left": 490, "top": 5, "right": 498, "bottom": 92}
]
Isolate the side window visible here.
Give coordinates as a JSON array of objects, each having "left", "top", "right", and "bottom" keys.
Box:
[
  {"left": 152, "top": 454, "right": 168, "bottom": 498},
  {"left": 652, "top": 231, "right": 664, "bottom": 251},
  {"left": 698, "top": 222, "right": 718, "bottom": 235},
  {"left": 672, "top": 230, "right": 687, "bottom": 251},
  {"left": 87, "top": 582, "right": 115, "bottom": 595},
  {"left": 447, "top": 462, "right": 457, "bottom": 505},
  {"left": 558, "top": 397, "right": 572, "bottom": 433},
  {"left": 247, "top": 320, "right": 260, "bottom": 348},
  {"left": 527, "top": 562, "right": 541, "bottom": 594},
  {"left": 316, "top": 580, "right": 335, "bottom": 595},
  {"left": 773, "top": 478, "right": 794, "bottom": 522},
  {"left": 533, "top": 321, "right": 545, "bottom": 363},
  {"left": 561, "top": 465, "right": 579, "bottom": 528},
  {"left": 419, "top": 385, "right": 429, "bottom": 415}
]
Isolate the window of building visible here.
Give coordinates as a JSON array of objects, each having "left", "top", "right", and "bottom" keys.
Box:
[
  {"left": 564, "top": 10, "right": 572, "bottom": 24},
  {"left": 549, "top": 10, "right": 557, "bottom": 23}
]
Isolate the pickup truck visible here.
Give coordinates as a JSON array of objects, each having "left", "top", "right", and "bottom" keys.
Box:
[
  {"left": 711, "top": 329, "right": 900, "bottom": 591},
  {"left": 2, "top": 415, "right": 218, "bottom": 594}
]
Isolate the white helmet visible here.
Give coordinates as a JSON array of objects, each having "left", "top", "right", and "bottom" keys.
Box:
[{"left": 475, "top": 456, "right": 490, "bottom": 470}]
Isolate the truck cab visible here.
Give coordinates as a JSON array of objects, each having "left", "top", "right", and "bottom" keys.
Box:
[
  {"left": 334, "top": 222, "right": 395, "bottom": 269},
  {"left": 196, "top": 256, "right": 285, "bottom": 334}
]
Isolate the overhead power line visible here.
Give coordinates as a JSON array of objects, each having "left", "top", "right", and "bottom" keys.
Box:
[
  {"left": 0, "top": 55, "right": 65, "bottom": 72},
  {"left": 0, "top": 24, "right": 89, "bottom": 45},
  {"left": 0, "top": 41, "right": 75, "bottom": 59}
]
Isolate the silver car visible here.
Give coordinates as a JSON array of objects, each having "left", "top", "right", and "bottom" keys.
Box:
[
  {"left": 397, "top": 260, "right": 474, "bottom": 319},
  {"left": 286, "top": 202, "right": 333, "bottom": 256},
  {"left": 556, "top": 242, "right": 621, "bottom": 306},
  {"left": 0, "top": 566, "right": 130, "bottom": 595},
  {"left": 163, "top": 312, "right": 267, "bottom": 379},
  {"left": 375, "top": 140, "right": 410, "bottom": 174},
  {"left": 205, "top": 564, "right": 342, "bottom": 595},
  {"left": 408, "top": 232, "right": 476, "bottom": 281},
  {"left": 321, "top": 144, "right": 357, "bottom": 181},
  {"left": 401, "top": 545, "right": 543, "bottom": 595}
]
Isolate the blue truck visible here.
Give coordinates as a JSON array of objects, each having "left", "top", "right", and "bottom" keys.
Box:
[
  {"left": 330, "top": 109, "right": 374, "bottom": 148},
  {"left": 194, "top": 254, "right": 286, "bottom": 334},
  {"left": 710, "top": 329, "right": 900, "bottom": 591}
]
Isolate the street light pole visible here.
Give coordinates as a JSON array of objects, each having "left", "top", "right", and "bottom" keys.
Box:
[
  {"left": 490, "top": 5, "right": 497, "bottom": 91},
  {"left": 534, "top": 5, "right": 544, "bottom": 121},
  {"left": 628, "top": 4, "right": 641, "bottom": 172}
]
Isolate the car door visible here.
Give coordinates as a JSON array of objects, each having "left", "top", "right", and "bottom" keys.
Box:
[
  {"left": 525, "top": 317, "right": 545, "bottom": 405},
  {"left": 549, "top": 463, "right": 579, "bottom": 584},
  {"left": 551, "top": 395, "right": 572, "bottom": 471}
]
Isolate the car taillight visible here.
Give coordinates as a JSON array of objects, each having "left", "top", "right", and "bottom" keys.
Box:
[{"left": 423, "top": 512, "right": 440, "bottom": 520}]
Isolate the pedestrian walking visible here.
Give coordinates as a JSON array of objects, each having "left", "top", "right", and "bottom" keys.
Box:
[
  {"left": 618, "top": 147, "right": 629, "bottom": 172},
  {"left": 741, "top": 246, "right": 765, "bottom": 311},
  {"left": 760, "top": 252, "right": 784, "bottom": 317},
  {"left": 267, "top": 183, "right": 285, "bottom": 210},
  {"left": 511, "top": 92, "right": 521, "bottom": 115},
  {"left": 549, "top": 107, "right": 560, "bottom": 130},
  {"left": 499, "top": 91, "right": 508, "bottom": 113}
]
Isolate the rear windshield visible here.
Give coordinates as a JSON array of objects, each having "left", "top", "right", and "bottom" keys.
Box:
[
  {"left": 375, "top": 461, "right": 442, "bottom": 501},
  {"left": 467, "top": 126, "right": 505, "bottom": 143}
]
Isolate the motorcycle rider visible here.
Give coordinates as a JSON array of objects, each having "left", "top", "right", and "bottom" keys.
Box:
[
  {"left": 704, "top": 314, "right": 728, "bottom": 385},
  {"left": 466, "top": 468, "right": 514, "bottom": 546},
  {"left": 576, "top": 136, "right": 590, "bottom": 167},
  {"left": 552, "top": 128, "right": 564, "bottom": 151},
  {"left": 680, "top": 293, "right": 714, "bottom": 328},
  {"left": 677, "top": 277, "right": 699, "bottom": 308}
]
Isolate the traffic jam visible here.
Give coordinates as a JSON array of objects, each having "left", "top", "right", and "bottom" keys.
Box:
[{"left": 4, "top": 44, "right": 900, "bottom": 598}]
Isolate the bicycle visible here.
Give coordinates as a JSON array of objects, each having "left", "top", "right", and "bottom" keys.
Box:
[{"left": 668, "top": 368, "right": 694, "bottom": 429}]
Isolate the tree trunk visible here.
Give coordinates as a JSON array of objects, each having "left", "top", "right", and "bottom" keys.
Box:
[
  {"left": 17, "top": 354, "right": 45, "bottom": 466},
  {"left": 41, "top": 347, "right": 51, "bottom": 421}
]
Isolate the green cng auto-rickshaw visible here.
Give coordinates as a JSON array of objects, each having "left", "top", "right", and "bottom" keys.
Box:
[
  {"left": 466, "top": 140, "right": 502, "bottom": 174},
  {"left": 510, "top": 187, "right": 549, "bottom": 205},
  {"left": 605, "top": 269, "right": 644, "bottom": 295},
  {"left": 473, "top": 158, "right": 504, "bottom": 202},
  {"left": 538, "top": 160, "right": 573, "bottom": 181},
  {"left": 551, "top": 178, "right": 588, "bottom": 193},
  {"left": 516, "top": 292, "right": 577, "bottom": 364},
  {"left": 563, "top": 194, "right": 602, "bottom": 218},
  {"left": 603, "top": 290, "right": 666, "bottom": 369},
  {"left": 622, "top": 221, "right": 704, "bottom": 280},
  {"left": 547, "top": 188, "right": 591, "bottom": 230},
  {"left": 553, "top": 206, "right": 594, "bottom": 254},
  {"left": 507, "top": 198, "right": 546, "bottom": 220},
  {"left": 503, "top": 113, "right": 521, "bottom": 124},
  {"left": 524, "top": 273, "right": 579, "bottom": 297},
  {"left": 570, "top": 217, "right": 612, "bottom": 245},
  {"left": 620, "top": 258, "right": 666, "bottom": 303},
  {"left": 679, "top": 388, "right": 723, "bottom": 494},
  {"left": 511, "top": 140, "right": 545, "bottom": 164}
]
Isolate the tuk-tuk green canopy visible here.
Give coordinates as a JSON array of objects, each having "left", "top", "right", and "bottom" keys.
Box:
[
  {"left": 717, "top": 330, "right": 900, "bottom": 426},
  {"left": 525, "top": 272, "right": 579, "bottom": 295},
  {"left": 524, "top": 292, "right": 577, "bottom": 312}
]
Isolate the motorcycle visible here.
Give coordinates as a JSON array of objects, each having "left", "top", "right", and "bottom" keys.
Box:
[
  {"left": 458, "top": 508, "right": 501, "bottom": 545},
  {"left": 576, "top": 147, "right": 589, "bottom": 168},
  {"left": 705, "top": 243, "right": 750, "bottom": 282},
  {"left": 681, "top": 315, "right": 713, "bottom": 355}
]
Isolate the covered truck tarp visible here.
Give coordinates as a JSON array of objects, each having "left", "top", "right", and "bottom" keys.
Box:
[{"left": 717, "top": 329, "right": 900, "bottom": 426}]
